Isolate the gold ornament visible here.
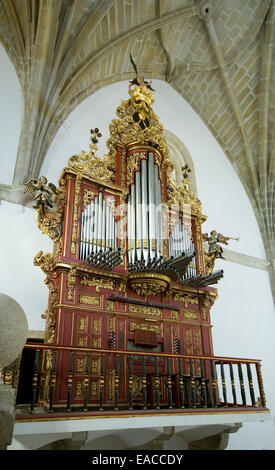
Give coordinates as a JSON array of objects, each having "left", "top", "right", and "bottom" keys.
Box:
[{"left": 128, "top": 272, "right": 171, "bottom": 299}]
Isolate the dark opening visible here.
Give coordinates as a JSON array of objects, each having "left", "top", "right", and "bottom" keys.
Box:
[{"left": 16, "top": 342, "right": 42, "bottom": 405}]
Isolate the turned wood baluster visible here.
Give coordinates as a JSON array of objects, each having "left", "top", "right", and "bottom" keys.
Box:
[
  {"left": 220, "top": 362, "right": 228, "bottom": 407},
  {"left": 255, "top": 362, "right": 266, "bottom": 407},
  {"left": 238, "top": 363, "right": 246, "bottom": 406},
  {"left": 66, "top": 352, "right": 74, "bottom": 412},
  {"left": 178, "top": 359, "right": 185, "bottom": 409},
  {"left": 99, "top": 354, "right": 105, "bottom": 411},
  {"left": 167, "top": 357, "right": 173, "bottom": 409},
  {"left": 128, "top": 356, "right": 133, "bottom": 410},
  {"left": 189, "top": 359, "right": 196, "bottom": 408},
  {"left": 30, "top": 349, "right": 40, "bottom": 412},
  {"left": 49, "top": 351, "right": 57, "bottom": 413},
  {"left": 211, "top": 360, "right": 218, "bottom": 407},
  {"left": 154, "top": 357, "right": 160, "bottom": 410},
  {"left": 200, "top": 359, "right": 207, "bottom": 408},
  {"left": 83, "top": 353, "right": 90, "bottom": 412},
  {"left": 229, "top": 362, "right": 237, "bottom": 407},
  {"left": 246, "top": 363, "right": 256, "bottom": 406},
  {"left": 142, "top": 357, "right": 147, "bottom": 410},
  {"left": 114, "top": 355, "right": 120, "bottom": 410}
]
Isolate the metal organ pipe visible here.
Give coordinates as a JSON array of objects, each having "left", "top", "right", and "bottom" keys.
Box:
[
  {"left": 79, "top": 193, "right": 118, "bottom": 262},
  {"left": 102, "top": 199, "right": 106, "bottom": 251},
  {"left": 93, "top": 195, "right": 99, "bottom": 253},
  {"left": 90, "top": 199, "right": 95, "bottom": 255},
  {"left": 141, "top": 159, "right": 149, "bottom": 263},
  {"left": 97, "top": 191, "right": 103, "bottom": 252},
  {"left": 154, "top": 163, "right": 162, "bottom": 258},
  {"left": 105, "top": 201, "right": 110, "bottom": 251},
  {"left": 148, "top": 153, "right": 156, "bottom": 260},
  {"left": 135, "top": 171, "right": 142, "bottom": 262}
]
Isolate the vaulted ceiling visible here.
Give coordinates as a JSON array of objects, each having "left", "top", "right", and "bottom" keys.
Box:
[{"left": 0, "top": 0, "right": 274, "bottom": 272}]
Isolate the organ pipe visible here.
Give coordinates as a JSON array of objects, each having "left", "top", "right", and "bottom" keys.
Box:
[
  {"left": 141, "top": 159, "right": 148, "bottom": 263},
  {"left": 79, "top": 151, "right": 196, "bottom": 281},
  {"left": 135, "top": 171, "right": 142, "bottom": 262},
  {"left": 80, "top": 193, "right": 118, "bottom": 262},
  {"left": 148, "top": 153, "right": 156, "bottom": 260}
]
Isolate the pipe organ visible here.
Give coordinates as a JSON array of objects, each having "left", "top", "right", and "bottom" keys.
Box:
[
  {"left": 80, "top": 192, "right": 121, "bottom": 268},
  {"left": 30, "top": 77, "right": 224, "bottom": 411}
]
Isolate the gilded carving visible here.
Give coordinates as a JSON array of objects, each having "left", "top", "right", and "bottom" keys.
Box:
[
  {"left": 33, "top": 251, "right": 56, "bottom": 275},
  {"left": 78, "top": 337, "right": 87, "bottom": 347},
  {"left": 202, "top": 290, "right": 218, "bottom": 320},
  {"left": 24, "top": 177, "right": 65, "bottom": 242},
  {"left": 128, "top": 273, "right": 171, "bottom": 299},
  {"left": 77, "top": 358, "right": 85, "bottom": 373},
  {"left": 64, "top": 135, "right": 115, "bottom": 185},
  {"left": 91, "top": 338, "right": 101, "bottom": 348},
  {"left": 119, "top": 278, "right": 127, "bottom": 293},
  {"left": 107, "top": 300, "right": 115, "bottom": 311},
  {"left": 127, "top": 152, "right": 146, "bottom": 186},
  {"left": 194, "top": 330, "right": 201, "bottom": 344},
  {"left": 129, "top": 322, "right": 161, "bottom": 335},
  {"left": 174, "top": 293, "right": 199, "bottom": 308},
  {"left": 67, "top": 265, "right": 77, "bottom": 300},
  {"left": 167, "top": 175, "right": 202, "bottom": 216},
  {"left": 106, "top": 83, "right": 173, "bottom": 171},
  {"left": 78, "top": 316, "right": 88, "bottom": 332},
  {"left": 79, "top": 294, "right": 101, "bottom": 306},
  {"left": 44, "top": 278, "right": 58, "bottom": 344},
  {"left": 93, "top": 319, "right": 101, "bottom": 334},
  {"left": 172, "top": 310, "right": 179, "bottom": 320},
  {"left": 91, "top": 381, "right": 98, "bottom": 397},
  {"left": 71, "top": 175, "right": 82, "bottom": 254},
  {"left": 83, "top": 189, "right": 96, "bottom": 207},
  {"left": 91, "top": 359, "right": 99, "bottom": 375},
  {"left": 80, "top": 275, "right": 114, "bottom": 292},
  {"left": 76, "top": 381, "right": 83, "bottom": 397},
  {"left": 185, "top": 329, "right": 192, "bottom": 342},
  {"left": 128, "top": 304, "right": 162, "bottom": 317},
  {"left": 108, "top": 370, "right": 115, "bottom": 401},
  {"left": 183, "top": 310, "right": 199, "bottom": 320},
  {"left": 108, "top": 316, "right": 115, "bottom": 330},
  {"left": 133, "top": 376, "right": 143, "bottom": 400}
]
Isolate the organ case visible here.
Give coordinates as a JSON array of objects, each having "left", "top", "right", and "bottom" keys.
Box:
[{"left": 32, "top": 80, "right": 222, "bottom": 409}]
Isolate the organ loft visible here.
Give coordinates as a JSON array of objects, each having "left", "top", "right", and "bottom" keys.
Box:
[{"left": 24, "top": 66, "right": 229, "bottom": 412}]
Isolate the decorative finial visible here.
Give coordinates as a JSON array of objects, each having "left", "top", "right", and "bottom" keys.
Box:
[
  {"left": 90, "top": 128, "right": 102, "bottom": 144},
  {"left": 182, "top": 164, "right": 191, "bottom": 188}
]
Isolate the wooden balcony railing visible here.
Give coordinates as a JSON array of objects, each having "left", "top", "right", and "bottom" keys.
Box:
[{"left": 10, "top": 343, "right": 267, "bottom": 419}]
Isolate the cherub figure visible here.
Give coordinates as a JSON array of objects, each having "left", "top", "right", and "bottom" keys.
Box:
[
  {"left": 203, "top": 230, "right": 239, "bottom": 260},
  {"left": 24, "top": 176, "right": 57, "bottom": 211}
]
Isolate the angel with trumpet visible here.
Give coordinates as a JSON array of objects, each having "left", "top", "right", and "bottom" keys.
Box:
[
  {"left": 203, "top": 230, "right": 240, "bottom": 260},
  {"left": 24, "top": 176, "right": 57, "bottom": 211}
]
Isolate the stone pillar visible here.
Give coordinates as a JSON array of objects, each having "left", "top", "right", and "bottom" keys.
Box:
[{"left": 0, "top": 294, "right": 28, "bottom": 450}]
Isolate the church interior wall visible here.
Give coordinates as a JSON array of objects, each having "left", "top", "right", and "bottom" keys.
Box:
[{"left": 1, "top": 51, "right": 274, "bottom": 449}]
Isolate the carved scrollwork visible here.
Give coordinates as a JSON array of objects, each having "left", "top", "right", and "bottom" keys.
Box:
[
  {"left": 66, "top": 141, "right": 116, "bottom": 184},
  {"left": 106, "top": 84, "right": 173, "bottom": 171},
  {"left": 167, "top": 175, "right": 202, "bottom": 215},
  {"left": 33, "top": 250, "right": 56, "bottom": 275},
  {"left": 24, "top": 177, "right": 65, "bottom": 242}
]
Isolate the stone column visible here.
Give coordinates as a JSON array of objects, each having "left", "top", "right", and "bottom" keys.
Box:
[{"left": 0, "top": 294, "right": 28, "bottom": 450}]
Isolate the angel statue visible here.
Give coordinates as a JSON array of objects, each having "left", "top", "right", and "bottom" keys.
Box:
[
  {"left": 128, "top": 53, "right": 155, "bottom": 130},
  {"left": 24, "top": 176, "right": 57, "bottom": 211},
  {"left": 202, "top": 230, "right": 239, "bottom": 273}
]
